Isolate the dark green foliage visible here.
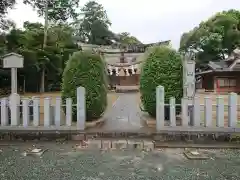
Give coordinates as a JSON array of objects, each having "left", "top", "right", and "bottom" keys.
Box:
[
  {"left": 0, "top": 0, "right": 15, "bottom": 16},
  {"left": 180, "top": 9, "right": 240, "bottom": 65},
  {"left": 140, "top": 46, "right": 183, "bottom": 118},
  {"left": 75, "top": 1, "right": 114, "bottom": 45},
  {"left": 0, "top": 21, "right": 79, "bottom": 93},
  {"left": 61, "top": 51, "right": 108, "bottom": 121},
  {"left": 0, "top": 0, "right": 16, "bottom": 31}
]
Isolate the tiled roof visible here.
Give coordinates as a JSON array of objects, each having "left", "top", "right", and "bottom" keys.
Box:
[
  {"left": 197, "top": 58, "right": 240, "bottom": 75},
  {"left": 208, "top": 61, "right": 229, "bottom": 70},
  {"left": 224, "top": 48, "right": 240, "bottom": 61}
]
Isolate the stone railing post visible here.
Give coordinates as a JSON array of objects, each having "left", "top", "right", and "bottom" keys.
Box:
[
  {"left": 228, "top": 93, "right": 237, "bottom": 127},
  {"left": 9, "top": 93, "right": 20, "bottom": 126},
  {"left": 1, "top": 98, "right": 8, "bottom": 126},
  {"left": 77, "top": 87, "right": 86, "bottom": 130},
  {"left": 156, "top": 85, "right": 164, "bottom": 130}
]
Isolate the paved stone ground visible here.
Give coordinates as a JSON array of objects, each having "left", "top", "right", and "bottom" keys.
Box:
[
  {"left": 101, "top": 93, "right": 144, "bottom": 131},
  {"left": 0, "top": 142, "right": 240, "bottom": 180}
]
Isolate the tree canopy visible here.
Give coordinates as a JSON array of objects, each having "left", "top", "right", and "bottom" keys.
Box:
[
  {"left": 73, "top": 1, "right": 115, "bottom": 45},
  {"left": 0, "top": 21, "right": 79, "bottom": 92},
  {"left": 0, "top": 0, "right": 16, "bottom": 31},
  {"left": 117, "top": 32, "right": 142, "bottom": 45},
  {"left": 180, "top": 9, "right": 240, "bottom": 65},
  {"left": 23, "top": 0, "right": 80, "bottom": 22}
]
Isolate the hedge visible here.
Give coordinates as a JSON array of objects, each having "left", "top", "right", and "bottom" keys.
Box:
[
  {"left": 61, "top": 51, "right": 108, "bottom": 121},
  {"left": 140, "top": 46, "right": 183, "bottom": 119}
]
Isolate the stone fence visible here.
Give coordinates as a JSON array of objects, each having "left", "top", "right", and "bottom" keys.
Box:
[
  {"left": 0, "top": 87, "right": 85, "bottom": 131},
  {"left": 156, "top": 85, "right": 240, "bottom": 133}
]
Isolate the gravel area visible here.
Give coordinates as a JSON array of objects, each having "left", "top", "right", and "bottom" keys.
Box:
[{"left": 0, "top": 142, "right": 240, "bottom": 180}]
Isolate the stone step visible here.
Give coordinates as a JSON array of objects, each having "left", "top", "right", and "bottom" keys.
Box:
[
  {"left": 76, "top": 139, "right": 154, "bottom": 151},
  {"left": 74, "top": 138, "right": 240, "bottom": 150}
]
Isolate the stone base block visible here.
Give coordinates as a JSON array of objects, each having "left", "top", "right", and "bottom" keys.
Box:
[
  {"left": 102, "top": 140, "right": 112, "bottom": 150},
  {"left": 153, "top": 135, "right": 166, "bottom": 141},
  {"left": 111, "top": 140, "right": 127, "bottom": 149},
  {"left": 127, "top": 140, "right": 143, "bottom": 150},
  {"left": 71, "top": 134, "right": 85, "bottom": 141},
  {"left": 143, "top": 140, "right": 154, "bottom": 151},
  {"left": 87, "top": 140, "right": 101, "bottom": 149}
]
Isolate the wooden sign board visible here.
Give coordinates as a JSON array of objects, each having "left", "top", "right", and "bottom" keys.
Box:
[{"left": 2, "top": 53, "right": 23, "bottom": 68}]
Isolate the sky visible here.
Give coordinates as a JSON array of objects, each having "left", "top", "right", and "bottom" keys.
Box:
[{"left": 7, "top": 0, "right": 240, "bottom": 49}]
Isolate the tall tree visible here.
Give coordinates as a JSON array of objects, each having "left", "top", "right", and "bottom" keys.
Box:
[
  {"left": 23, "top": 0, "right": 80, "bottom": 92},
  {"left": 75, "top": 0, "right": 114, "bottom": 45},
  {"left": 2, "top": 21, "right": 78, "bottom": 92},
  {"left": 0, "top": 0, "right": 16, "bottom": 15},
  {"left": 23, "top": 0, "right": 79, "bottom": 22},
  {"left": 0, "top": 0, "right": 16, "bottom": 31},
  {"left": 180, "top": 9, "right": 240, "bottom": 65}
]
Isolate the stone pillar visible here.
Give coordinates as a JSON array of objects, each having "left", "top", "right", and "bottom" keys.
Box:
[
  {"left": 9, "top": 93, "right": 20, "bottom": 126},
  {"left": 156, "top": 85, "right": 165, "bottom": 130},
  {"left": 11, "top": 68, "right": 17, "bottom": 94},
  {"left": 120, "top": 52, "right": 125, "bottom": 63},
  {"left": 183, "top": 54, "right": 196, "bottom": 126},
  {"left": 77, "top": 86, "right": 86, "bottom": 130}
]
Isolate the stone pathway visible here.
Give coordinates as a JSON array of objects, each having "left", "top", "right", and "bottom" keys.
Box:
[{"left": 101, "top": 93, "right": 144, "bottom": 131}]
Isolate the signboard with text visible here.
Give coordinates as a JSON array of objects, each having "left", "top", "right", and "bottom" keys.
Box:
[{"left": 183, "top": 60, "right": 196, "bottom": 99}]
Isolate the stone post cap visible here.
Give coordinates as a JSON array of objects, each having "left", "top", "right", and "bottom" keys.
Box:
[{"left": 9, "top": 93, "right": 20, "bottom": 106}]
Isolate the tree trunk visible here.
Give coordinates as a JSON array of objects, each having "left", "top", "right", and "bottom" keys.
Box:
[
  {"left": 40, "top": 0, "right": 48, "bottom": 93},
  {"left": 40, "top": 68, "right": 45, "bottom": 93}
]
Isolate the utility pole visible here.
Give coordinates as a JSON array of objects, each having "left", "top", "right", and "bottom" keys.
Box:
[{"left": 40, "top": 0, "right": 49, "bottom": 93}]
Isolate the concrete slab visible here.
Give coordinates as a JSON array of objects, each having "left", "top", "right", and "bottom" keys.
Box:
[{"left": 184, "top": 150, "right": 209, "bottom": 160}]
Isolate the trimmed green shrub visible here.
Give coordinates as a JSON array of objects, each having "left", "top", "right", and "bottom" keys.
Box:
[
  {"left": 61, "top": 51, "right": 108, "bottom": 121},
  {"left": 140, "top": 46, "right": 183, "bottom": 119}
]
